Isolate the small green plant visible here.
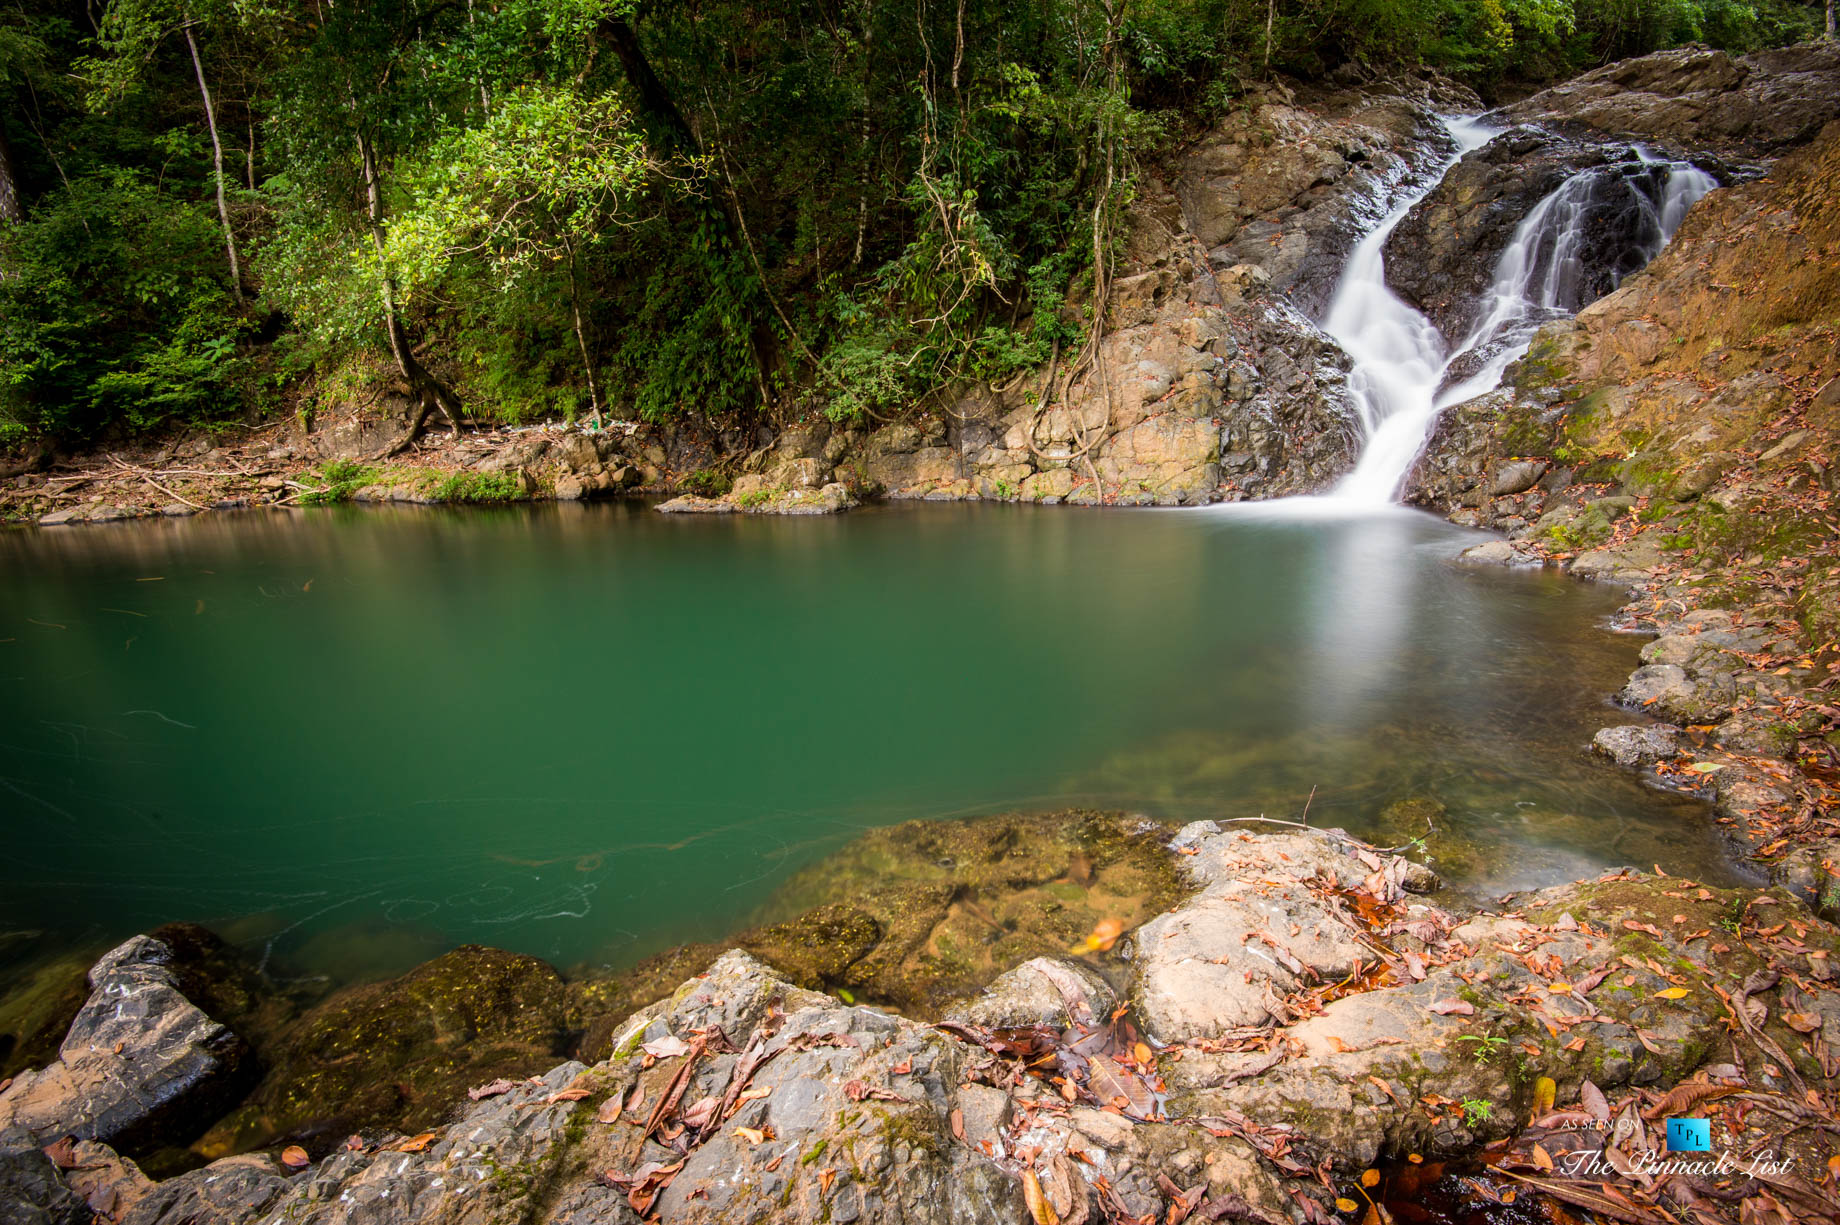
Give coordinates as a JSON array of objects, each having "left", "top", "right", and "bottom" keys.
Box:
[
  {"left": 1460, "top": 1097, "right": 1493, "bottom": 1127},
  {"left": 992, "top": 478, "right": 1016, "bottom": 500},
  {"left": 298, "top": 459, "right": 378, "bottom": 505},
  {"left": 425, "top": 470, "right": 524, "bottom": 503},
  {"left": 680, "top": 469, "right": 732, "bottom": 497},
  {"left": 734, "top": 486, "right": 776, "bottom": 509},
  {"left": 1457, "top": 1035, "right": 1508, "bottom": 1065}
]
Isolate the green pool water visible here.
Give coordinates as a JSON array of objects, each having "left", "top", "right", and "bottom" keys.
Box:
[{"left": 0, "top": 500, "right": 1738, "bottom": 990}]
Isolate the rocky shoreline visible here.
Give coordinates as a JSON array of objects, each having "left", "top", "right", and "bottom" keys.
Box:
[
  {"left": 6, "top": 40, "right": 1840, "bottom": 1225},
  {"left": 5, "top": 818, "right": 1838, "bottom": 1225},
  {"left": 1413, "top": 116, "right": 1840, "bottom": 921}
]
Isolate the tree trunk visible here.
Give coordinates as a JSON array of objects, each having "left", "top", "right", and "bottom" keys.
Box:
[
  {"left": 598, "top": 11, "right": 779, "bottom": 410},
  {"left": 0, "top": 113, "right": 22, "bottom": 224},
  {"left": 600, "top": 15, "right": 697, "bottom": 153},
  {"left": 357, "top": 129, "right": 464, "bottom": 451},
  {"left": 564, "top": 240, "right": 603, "bottom": 428},
  {"left": 1828, "top": 0, "right": 1836, "bottom": 41},
  {"left": 184, "top": 22, "right": 244, "bottom": 303}
]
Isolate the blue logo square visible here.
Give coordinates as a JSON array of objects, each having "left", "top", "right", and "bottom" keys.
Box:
[{"left": 1666, "top": 1118, "right": 1711, "bottom": 1152}]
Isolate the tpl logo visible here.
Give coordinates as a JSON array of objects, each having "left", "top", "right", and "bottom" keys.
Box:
[{"left": 1665, "top": 1118, "right": 1711, "bottom": 1152}]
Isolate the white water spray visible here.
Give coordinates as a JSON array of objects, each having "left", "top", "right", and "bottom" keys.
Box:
[{"left": 1319, "top": 123, "right": 1716, "bottom": 505}]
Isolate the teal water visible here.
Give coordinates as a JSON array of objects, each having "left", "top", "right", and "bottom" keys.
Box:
[{"left": 0, "top": 501, "right": 1735, "bottom": 987}]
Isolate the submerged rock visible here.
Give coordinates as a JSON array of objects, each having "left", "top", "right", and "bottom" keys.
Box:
[
  {"left": 198, "top": 945, "right": 572, "bottom": 1156},
  {"left": 0, "top": 936, "right": 258, "bottom": 1156},
  {"left": 35, "top": 826, "right": 1826, "bottom": 1225}
]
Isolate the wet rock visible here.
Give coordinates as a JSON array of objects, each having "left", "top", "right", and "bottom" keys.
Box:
[
  {"left": 0, "top": 936, "right": 257, "bottom": 1155},
  {"left": 118, "top": 1155, "right": 290, "bottom": 1225},
  {"left": 1591, "top": 723, "right": 1681, "bottom": 769},
  {"left": 58, "top": 1140, "right": 155, "bottom": 1222},
  {"left": 1618, "top": 663, "right": 1732, "bottom": 724},
  {"left": 1385, "top": 129, "right": 1614, "bottom": 338},
  {"left": 746, "top": 811, "right": 1183, "bottom": 1018},
  {"left": 1454, "top": 539, "right": 1540, "bottom": 567},
  {"left": 655, "top": 483, "right": 858, "bottom": 515},
  {"left": 0, "top": 1127, "right": 88, "bottom": 1225},
  {"left": 199, "top": 945, "right": 570, "bottom": 1155},
  {"left": 1771, "top": 839, "right": 1840, "bottom": 921},
  {"left": 1132, "top": 830, "right": 1434, "bottom": 1043}
]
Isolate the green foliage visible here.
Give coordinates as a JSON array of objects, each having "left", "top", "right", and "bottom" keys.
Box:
[
  {"left": 678, "top": 469, "right": 732, "bottom": 497},
  {"left": 424, "top": 470, "right": 525, "bottom": 503},
  {"left": 0, "top": 0, "right": 1827, "bottom": 450},
  {"left": 0, "top": 169, "right": 246, "bottom": 440},
  {"left": 1457, "top": 1034, "right": 1509, "bottom": 1064},
  {"left": 298, "top": 460, "right": 378, "bottom": 505}
]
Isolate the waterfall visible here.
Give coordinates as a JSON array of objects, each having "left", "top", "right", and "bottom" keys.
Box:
[{"left": 1321, "top": 125, "right": 1717, "bottom": 506}]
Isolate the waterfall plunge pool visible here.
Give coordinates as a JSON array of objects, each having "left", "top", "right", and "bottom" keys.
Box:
[{"left": 0, "top": 500, "right": 1746, "bottom": 994}]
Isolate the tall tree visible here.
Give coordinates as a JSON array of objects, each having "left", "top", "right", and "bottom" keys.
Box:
[{"left": 86, "top": 0, "right": 247, "bottom": 297}]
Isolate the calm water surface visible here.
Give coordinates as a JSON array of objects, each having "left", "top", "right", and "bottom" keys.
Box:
[{"left": 0, "top": 501, "right": 1736, "bottom": 987}]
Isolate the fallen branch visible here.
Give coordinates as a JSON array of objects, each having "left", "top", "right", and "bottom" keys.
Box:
[{"left": 105, "top": 455, "right": 208, "bottom": 510}]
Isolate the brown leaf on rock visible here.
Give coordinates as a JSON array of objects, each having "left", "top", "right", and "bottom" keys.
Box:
[
  {"left": 598, "top": 1159, "right": 685, "bottom": 1217},
  {"left": 1641, "top": 1081, "right": 1741, "bottom": 1120},
  {"left": 280, "top": 1146, "right": 310, "bottom": 1170},
  {"left": 642, "top": 1035, "right": 693, "bottom": 1059},
  {"left": 1430, "top": 999, "right": 1474, "bottom": 1016},
  {"left": 543, "top": 1087, "right": 593, "bottom": 1105},
  {"left": 467, "top": 1078, "right": 519, "bottom": 1101},
  {"left": 1025, "top": 1168, "right": 1061, "bottom": 1225},
  {"left": 678, "top": 1095, "right": 720, "bottom": 1129},
  {"left": 384, "top": 1132, "right": 439, "bottom": 1153},
  {"left": 41, "top": 1138, "right": 78, "bottom": 1170}
]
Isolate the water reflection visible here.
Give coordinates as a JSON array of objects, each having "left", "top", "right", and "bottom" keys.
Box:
[{"left": 0, "top": 502, "right": 1739, "bottom": 992}]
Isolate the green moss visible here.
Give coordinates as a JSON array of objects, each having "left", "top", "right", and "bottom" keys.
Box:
[
  {"left": 875, "top": 1108, "right": 944, "bottom": 1160},
  {"left": 802, "top": 1138, "right": 829, "bottom": 1165}
]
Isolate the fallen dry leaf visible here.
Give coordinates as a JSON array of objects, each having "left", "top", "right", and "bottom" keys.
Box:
[
  {"left": 642, "top": 1035, "right": 693, "bottom": 1059},
  {"left": 1429, "top": 999, "right": 1474, "bottom": 1016},
  {"left": 1070, "top": 918, "right": 1126, "bottom": 955},
  {"left": 280, "top": 1146, "right": 310, "bottom": 1170},
  {"left": 467, "top": 1078, "right": 519, "bottom": 1101},
  {"left": 1024, "top": 1168, "right": 1060, "bottom": 1225}
]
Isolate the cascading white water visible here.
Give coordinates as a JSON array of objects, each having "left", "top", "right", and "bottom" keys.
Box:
[{"left": 1320, "top": 125, "right": 1716, "bottom": 505}]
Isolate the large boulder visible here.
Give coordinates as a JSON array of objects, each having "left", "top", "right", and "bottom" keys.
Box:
[
  {"left": 1383, "top": 129, "right": 1644, "bottom": 339},
  {"left": 1502, "top": 42, "right": 1840, "bottom": 157},
  {"left": 0, "top": 936, "right": 258, "bottom": 1155}
]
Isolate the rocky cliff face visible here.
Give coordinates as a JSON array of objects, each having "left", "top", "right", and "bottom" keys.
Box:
[
  {"left": 1501, "top": 42, "right": 1840, "bottom": 157},
  {"left": 1408, "top": 118, "right": 1840, "bottom": 909},
  {"left": 1384, "top": 43, "right": 1840, "bottom": 347},
  {"left": 658, "top": 76, "right": 1485, "bottom": 512}
]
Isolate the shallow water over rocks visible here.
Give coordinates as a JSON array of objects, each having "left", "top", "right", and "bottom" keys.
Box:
[{"left": 0, "top": 502, "right": 1742, "bottom": 998}]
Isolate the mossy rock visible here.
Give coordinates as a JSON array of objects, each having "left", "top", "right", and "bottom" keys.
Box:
[
  {"left": 573, "top": 810, "right": 1186, "bottom": 1039},
  {"left": 0, "top": 952, "right": 93, "bottom": 1080},
  {"left": 199, "top": 944, "right": 571, "bottom": 1155},
  {"left": 760, "top": 810, "right": 1183, "bottom": 1016}
]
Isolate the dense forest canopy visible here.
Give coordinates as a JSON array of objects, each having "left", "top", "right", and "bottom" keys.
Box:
[{"left": 0, "top": 0, "right": 1829, "bottom": 450}]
